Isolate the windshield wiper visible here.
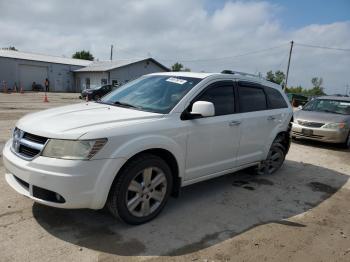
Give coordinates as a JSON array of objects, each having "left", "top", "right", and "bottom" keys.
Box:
[{"left": 113, "top": 101, "right": 140, "bottom": 109}]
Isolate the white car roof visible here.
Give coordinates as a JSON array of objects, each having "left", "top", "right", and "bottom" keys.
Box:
[
  {"left": 149, "top": 71, "right": 217, "bottom": 79},
  {"left": 149, "top": 71, "right": 282, "bottom": 90}
]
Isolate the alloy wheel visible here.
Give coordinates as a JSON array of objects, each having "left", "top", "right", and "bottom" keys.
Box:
[
  {"left": 257, "top": 146, "right": 285, "bottom": 175},
  {"left": 125, "top": 167, "right": 167, "bottom": 217}
]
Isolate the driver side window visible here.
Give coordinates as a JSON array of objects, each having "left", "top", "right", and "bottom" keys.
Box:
[{"left": 194, "top": 81, "right": 235, "bottom": 116}]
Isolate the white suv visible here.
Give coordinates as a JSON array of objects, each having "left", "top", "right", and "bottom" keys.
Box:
[{"left": 3, "top": 71, "right": 293, "bottom": 224}]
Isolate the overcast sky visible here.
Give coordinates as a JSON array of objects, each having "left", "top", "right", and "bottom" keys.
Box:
[{"left": 0, "top": 0, "right": 349, "bottom": 94}]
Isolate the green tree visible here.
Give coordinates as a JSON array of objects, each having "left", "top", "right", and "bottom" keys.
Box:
[
  {"left": 284, "top": 77, "right": 326, "bottom": 96},
  {"left": 72, "top": 50, "right": 94, "bottom": 61},
  {"left": 311, "top": 77, "right": 323, "bottom": 88},
  {"left": 308, "top": 77, "right": 325, "bottom": 96},
  {"left": 171, "top": 62, "right": 191, "bottom": 72},
  {"left": 266, "top": 70, "right": 285, "bottom": 86},
  {"left": 285, "top": 85, "right": 303, "bottom": 94},
  {"left": 171, "top": 62, "right": 184, "bottom": 72},
  {"left": 307, "top": 87, "right": 325, "bottom": 96},
  {"left": 2, "top": 46, "right": 17, "bottom": 51}
]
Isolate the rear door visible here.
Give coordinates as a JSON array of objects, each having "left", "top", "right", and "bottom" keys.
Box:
[{"left": 235, "top": 81, "right": 277, "bottom": 166}]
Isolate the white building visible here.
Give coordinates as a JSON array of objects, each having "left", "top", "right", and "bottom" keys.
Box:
[
  {"left": 74, "top": 58, "right": 169, "bottom": 90},
  {"left": 0, "top": 50, "right": 91, "bottom": 92},
  {"left": 0, "top": 50, "right": 169, "bottom": 92}
]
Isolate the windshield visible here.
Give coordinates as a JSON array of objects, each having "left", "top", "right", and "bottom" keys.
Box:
[
  {"left": 100, "top": 75, "right": 201, "bottom": 113},
  {"left": 303, "top": 99, "right": 350, "bottom": 115}
]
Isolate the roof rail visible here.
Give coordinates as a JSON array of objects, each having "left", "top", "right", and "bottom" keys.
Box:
[{"left": 221, "top": 70, "right": 263, "bottom": 79}]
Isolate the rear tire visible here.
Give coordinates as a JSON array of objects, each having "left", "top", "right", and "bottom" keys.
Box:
[
  {"left": 255, "top": 139, "right": 286, "bottom": 175},
  {"left": 107, "top": 154, "right": 173, "bottom": 225}
]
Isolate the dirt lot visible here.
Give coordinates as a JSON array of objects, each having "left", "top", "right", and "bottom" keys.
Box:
[{"left": 0, "top": 92, "right": 349, "bottom": 262}]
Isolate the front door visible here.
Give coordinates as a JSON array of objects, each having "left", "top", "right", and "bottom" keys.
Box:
[{"left": 184, "top": 81, "right": 241, "bottom": 181}]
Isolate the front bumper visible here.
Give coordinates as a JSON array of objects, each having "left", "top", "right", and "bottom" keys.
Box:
[
  {"left": 292, "top": 123, "right": 349, "bottom": 143},
  {"left": 2, "top": 140, "right": 125, "bottom": 209}
]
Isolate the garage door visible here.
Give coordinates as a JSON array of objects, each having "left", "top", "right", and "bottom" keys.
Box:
[{"left": 19, "top": 64, "right": 48, "bottom": 91}]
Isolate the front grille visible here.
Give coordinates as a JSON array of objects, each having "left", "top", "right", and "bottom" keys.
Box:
[
  {"left": 23, "top": 133, "right": 48, "bottom": 144},
  {"left": 292, "top": 131, "right": 324, "bottom": 139},
  {"left": 12, "top": 128, "right": 47, "bottom": 160},
  {"left": 19, "top": 145, "right": 40, "bottom": 158},
  {"left": 297, "top": 120, "right": 324, "bottom": 128}
]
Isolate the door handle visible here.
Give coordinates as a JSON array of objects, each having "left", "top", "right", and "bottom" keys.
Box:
[
  {"left": 267, "top": 116, "right": 276, "bottom": 120},
  {"left": 229, "top": 120, "right": 241, "bottom": 126}
]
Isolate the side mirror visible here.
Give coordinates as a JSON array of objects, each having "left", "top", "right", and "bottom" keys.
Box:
[{"left": 191, "top": 101, "right": 215, "bottom": 117}]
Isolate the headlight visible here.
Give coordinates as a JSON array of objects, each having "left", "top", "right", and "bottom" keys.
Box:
[
  {"left": 42, "top": 138, "right": 107, "bottom": 160},
  {"left": 322, "top": 122, "right": 347, "bottom": 129}
]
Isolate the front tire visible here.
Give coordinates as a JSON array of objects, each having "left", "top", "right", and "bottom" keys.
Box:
[
  {"left": 107, "top": 154, "right": 173, "bottom": 225},
  {"left": 341, "top": 132, "right": 350, "bottom": 149}
]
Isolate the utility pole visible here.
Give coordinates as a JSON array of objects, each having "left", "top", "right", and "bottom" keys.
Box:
[
  {"left": 284, "top": 40, "right": 294, "bottom": 90},
  {"left": 110, "top": 44, "right": 114, "bottom": 61}
]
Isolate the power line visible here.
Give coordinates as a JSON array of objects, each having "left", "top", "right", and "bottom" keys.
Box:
[
  {"left": 155, "top": 43, "right": 289, "bottom": 63},
  {"left": 276, "top": 48, "right": 290, "bottom": 69},
  {"left": 294, "top": 42, "right": 350, "bottom": 52}
]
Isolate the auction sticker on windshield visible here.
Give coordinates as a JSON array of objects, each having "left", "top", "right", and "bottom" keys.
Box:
[{"left": 166, "top": 77, "right": 187, "bottom": 85}]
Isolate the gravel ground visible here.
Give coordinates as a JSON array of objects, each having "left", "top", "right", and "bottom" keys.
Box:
[{"left": 0, "top": 92, "right": 349, "bottom": 262}]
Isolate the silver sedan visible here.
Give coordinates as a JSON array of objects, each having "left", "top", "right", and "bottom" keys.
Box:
[{"left": 292, "top": 96, "right": 350, "bottom": 148}]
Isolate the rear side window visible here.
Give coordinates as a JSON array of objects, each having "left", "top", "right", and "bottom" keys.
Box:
[
  {"left": 194, "top": 82, "right": 235, "bottom": 116},
  {"left": 238, "top": 85, "right": 267, "bottom": 112},
  {"left": 265, "top": 86, "right": 288, "bottom": 109}
]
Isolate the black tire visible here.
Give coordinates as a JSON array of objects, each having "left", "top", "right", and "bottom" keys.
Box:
[
  {"left": 93, "top": 95, "right": 100, "bottom": 101},
  {"left": 341, "top": 131, "right": 350, "bottom": 149},
  {"left": 107, "top": 154, "right": 173, "bottom": 225},
  {"left": 255, "top": 139, "right": 286, "bottom": 175}
]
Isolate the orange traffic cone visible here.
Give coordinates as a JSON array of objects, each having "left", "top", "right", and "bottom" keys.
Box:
[{"left": 44, "top": 92, "right": 49, "bottom": 102}]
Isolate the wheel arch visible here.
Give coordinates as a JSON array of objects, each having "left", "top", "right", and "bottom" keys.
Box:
[
  {"left": 108, "top": 148, "right": 182, "bottom": 201},
  {"left": 274, "top": 129, "right": 291, "bottom": 154}
]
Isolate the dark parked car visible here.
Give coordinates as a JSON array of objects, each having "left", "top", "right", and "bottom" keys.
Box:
[
  {"left": 32, "top": 83, "right": 44, "bottom": 91},
  {"left": 286, "top": 93, "right": 308, "bottom": 107},
  {"left": 80, "top": 84, "right": 113, "bottom": 100}
]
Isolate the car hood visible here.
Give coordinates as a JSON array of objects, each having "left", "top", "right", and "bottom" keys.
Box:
[
  {"left": 82, "top": 89, "right": 94, "bottom": 94},
  {"left": 294, "top": 110, "right": 349, "bottom": 124},
  {"left": 16, "top": 102, "right": 163, "bottom": 139}
]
